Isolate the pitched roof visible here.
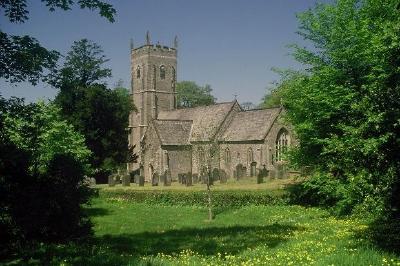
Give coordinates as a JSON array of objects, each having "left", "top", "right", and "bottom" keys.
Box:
[
  {"left": 158, "top": 102, "right": 235, "bottom": 141},
  {"left": 219, "top": 108, "right": 281, "bottom": 141},
  {"left": 153, "top": 120, "right": 192, "bottom": 145}
]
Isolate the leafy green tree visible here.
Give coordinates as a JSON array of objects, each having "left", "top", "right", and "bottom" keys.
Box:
[
  {"left": 281, "top": 0, "right": 400, "bottom": 216},
  {"left": 0, "top": 97, "right": 93, "bottom": 253},
  {"left": 0, "top": 0, "right": 115, "bottom": 85},
  {"left": 176, "top": 81, "right": 216, "bottom": 108},
  {"left": 53, "top": 40, "right": 134, "bottom": 171},
  {"left": 51, "top": 39, "right": 112, "bottom": 88}
]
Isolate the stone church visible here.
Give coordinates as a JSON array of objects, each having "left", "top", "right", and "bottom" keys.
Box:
[{"left": 128, "top": 36, "right": 293, "bottom": 182}]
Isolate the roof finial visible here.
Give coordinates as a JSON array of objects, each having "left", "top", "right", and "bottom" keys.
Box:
[
  {"left": 234, "top": 94, "right": 238, "bottom": 100},
  {"left": 174, "top": 35, "right": 178, "bottom": 49},
  {"left": 130, "top": 38, "right": 134, "bottom": 50},
  {"left": 146, "top": 30, "right": 151, "bottom": 45}
]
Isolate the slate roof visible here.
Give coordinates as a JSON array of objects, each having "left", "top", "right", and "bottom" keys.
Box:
[
  {"left": 153, "top": 120, "right": 192, "bottom": 145},
  {"left": 157, "top": 102, "right": 235, "bottom": 142},
  {"left": 219, "top": 108, "right": 281, "bottom": 141}
]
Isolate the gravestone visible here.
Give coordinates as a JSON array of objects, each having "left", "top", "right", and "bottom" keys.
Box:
[
  {"left": 185, "top": 172, "right": 192, "bottom": 186},
  {"left": 258, "top": 165, "right": 268, "bottom": 184},
  {"left": 192, "top": 173, "right": 199, "bottom": 184},
  {"left": 134, "top": 174, "right": 139, "bottom": 184},
  {"left": 178, "top": 173, "right": 183, "bottom": 184},
  {"left": 212, "top": 168, "right": 220, "bottom": 181},
  {"left": 152, "top": 173, "right": 159, "bottom": 186},
  {"left": 108, "top": 175, "right": 115, "bottom": 187},
  {"left": 250, "top": 162, "right": 257, "bottom": 177},
  {"left": 269, "top": 169, "right": 276, "bottom": 179},
  {"left": 122, "top": 175, "right": 130, "bottom": 186},
  {"left": 277, "top": 163, "right": 287, "bottom": 179},
  {"left": 138, "top": 175, "right": 145, "bottom": 186},
  {"left": 219, "top": 169, "right": 228, "bottom": 184},
  {"left": 164, "top": 170, "right": 172, "bottom": 186}
]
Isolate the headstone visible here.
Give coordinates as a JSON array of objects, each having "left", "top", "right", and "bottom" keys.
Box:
[
  {"left": 134, "top": 174, "right": 140, "bottom": 184},
  {"left": 178, "top": 173, "right": 183, "bottom": 184},
  {"left": 269, "top": 169, "right": 276, "bottom": 179},
  {"left": 185, "top": 172, "right": 192, "bottom": 186},
  {"left": 108, "top": 175, "right": 115, "bottom": 187},
  {"left": 212, "top": 168, "right": 220, "bottom": 181},
  {"left": 164, "top": 170, "right": 172, "bottom": 186},
  {"left": 152, "top": 173, "right": 159, "bottom": 186},
  {"left": 219, "top": 170, "right": 228, "bottom": 184},
  {"left": 122, "top": 175, "right": 130, "bottom": 186},
  {"left": 277, "top": 163, "right": 287, "bottom": 179},
  {"left": 138, "top": 175, "right": 145, "bottom": 186},
  {"left": 250, "top": 162, "right": 257, "bottom": 177},
  {"left": 257, "top": 172, "right": 263, "bottom": 184},
  {"left": 192, "top": 173, "right": 199, "bottom": 184}
]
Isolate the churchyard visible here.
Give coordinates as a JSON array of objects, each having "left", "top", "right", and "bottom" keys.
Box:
[{"left": 7, "top": 177, "right": 399, "bottom": 266}]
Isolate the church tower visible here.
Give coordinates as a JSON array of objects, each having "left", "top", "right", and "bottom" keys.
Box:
[{"left": 128, "top": 32, "right": 178, "bottom": 171}]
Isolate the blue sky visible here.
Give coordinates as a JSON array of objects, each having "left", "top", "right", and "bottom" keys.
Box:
[{"left": 1, "top": 0, "right": 322, "bottom": 104}]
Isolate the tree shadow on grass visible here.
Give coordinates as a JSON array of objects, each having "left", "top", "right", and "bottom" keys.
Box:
[
  {"left": 84, "top": 207, "right": 112, "bottom": 217},
  {"left": 96, "top": 223, "right": 303, "bottom": 256},
  {"left": 13, "top": 224, "right": 303, "bottom": 266},
  {"left": 354, "top": 218, "right": 400, "bottom": 256}
]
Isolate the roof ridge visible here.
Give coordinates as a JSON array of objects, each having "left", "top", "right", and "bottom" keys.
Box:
[{"left": 241, "top": 106, "right": 281, "bottom": 112}]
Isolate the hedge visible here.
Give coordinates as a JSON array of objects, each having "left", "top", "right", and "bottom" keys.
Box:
[{"left": 99, "top": 189, "right": 287, "bottom": 207}]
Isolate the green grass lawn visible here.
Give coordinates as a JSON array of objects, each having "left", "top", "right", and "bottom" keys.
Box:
[{"left": 6, "top": 180, "right": 400, "bottom": 266}]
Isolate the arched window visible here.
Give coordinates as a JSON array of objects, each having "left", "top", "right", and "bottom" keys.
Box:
[
  {"left": 247, "top": 148, "right": 254, "bottom": 165},
  {"left": 136, "top": 66, "right": 141, "bottom": 79},
  {"left": 160, "top": 65, "right": 166, "bottom": 80},
  {"left": 224, "top": 148, "right": 231, "bottom": 164},
  {"left": 275, "top": 128, "right": 290, "bottom": 162}
]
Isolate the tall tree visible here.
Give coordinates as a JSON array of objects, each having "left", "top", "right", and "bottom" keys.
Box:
[
  {"left": 176, "top": 81, "right": 216, "bottom": 108},
  {"left": 0, "top": 0, "right": 115, "bottom": 85},
  {"left": 281, "top": 0, "right": 400, "bottom": 216},
  {"left": 54, "top": 40, "right": 134, "bottom": 171}
]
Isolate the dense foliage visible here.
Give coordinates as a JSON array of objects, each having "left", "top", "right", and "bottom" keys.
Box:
[
  {"left": 53, "top": 39, "right": 134, "bottom": 171},
  {"left": 0, "top": 0, "right": 115, "bottom": 85},
  {"left": 0, "top": 97, "right": 93, "bottom": 255},
  {"left": 176, "top": 81, "right": 216, "bottom": 108},
  {"left": 279, "top": 0, "right": 400, "bottom": 216}
]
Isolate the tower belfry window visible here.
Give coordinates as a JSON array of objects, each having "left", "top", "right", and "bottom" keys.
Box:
[
  {"left": 136, "top": 67, "right": 141, "bottom": 79},
  {"left": 160, "top": 65, "right": 166, "bottom": 80}
]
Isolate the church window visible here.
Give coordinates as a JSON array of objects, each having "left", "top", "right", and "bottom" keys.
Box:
[
  {"left": 224, "top": 148, "right": 231, "bottom": 164},
  {"left": 160, "top": 65, "right": 166, "bottom": 80},
  {"left": 136, "top": 66, "right": 141, "bottom": 79},
  {"left": 247, "top": 148, "right": 254, "bottom": 165},
  {"left": 275, "top": 128, "right": 290, "bottom": 162}
]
